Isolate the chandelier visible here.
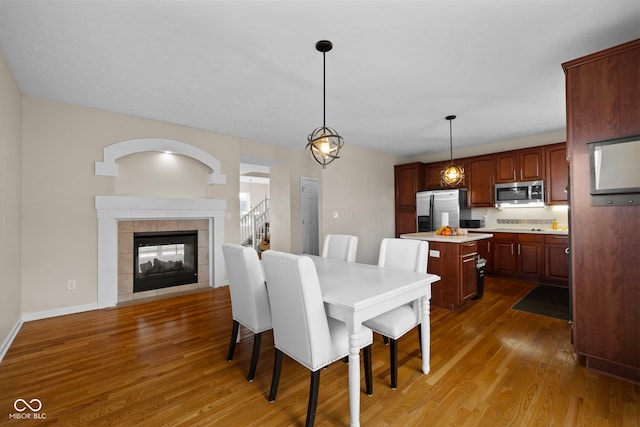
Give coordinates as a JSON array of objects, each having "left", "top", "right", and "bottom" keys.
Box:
[
  {"left": 306, "top": 40, "right": 344, "bottom": 168},
  {"left": 441, "top": 115, "right": 465, "bottom": 186}
]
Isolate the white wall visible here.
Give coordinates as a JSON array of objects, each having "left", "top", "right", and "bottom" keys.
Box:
[{"left": 0, "top": 50, "right": 22, "bottom": 357}]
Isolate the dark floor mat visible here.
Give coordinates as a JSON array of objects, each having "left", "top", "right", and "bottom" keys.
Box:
[{"left": 512, "top": 285, "right": 570, "bottom": 320}]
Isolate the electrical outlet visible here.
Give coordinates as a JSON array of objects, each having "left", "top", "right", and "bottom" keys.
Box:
[{"left": 67, "top": 279, "right": 77, "bottom": 290}]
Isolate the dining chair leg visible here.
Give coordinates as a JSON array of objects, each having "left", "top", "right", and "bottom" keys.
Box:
[
  {"left": 390, "top": 338, "right": 398, "bottom": 389},
  {"left": 247, "top": 332, "right": 263, "bottom": 382},
  {"left": 363, "top": 345, "right": 373, "bottom": 396},
  {"left": 269, "top": 349, "right": 283, "bottom": 402},
  {"left": 417, "top": 324, "right": 422, "bottom": 353},
  {"left": 383, "top": 336, "right": 389, "bottom": 345},
  {"left": 306, "top": 370, "right": 321, "bottom": 427},
  {"left": 227, "top": 320, "right": 240, "bottom": 361}
]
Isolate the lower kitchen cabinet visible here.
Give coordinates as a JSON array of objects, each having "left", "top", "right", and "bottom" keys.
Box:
[
  {"left": 544, "top": 235, "right": 569, "bottom": 286},
  {"left": 428, "top": 240, "right": 478, "bottom": 310},
  {"left": 490, "top": 233, "right": 543, "bottom": 281}
]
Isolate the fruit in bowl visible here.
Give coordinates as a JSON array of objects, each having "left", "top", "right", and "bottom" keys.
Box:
[{"left": 435, "top": 226, "right": 468, "bottom": 236}]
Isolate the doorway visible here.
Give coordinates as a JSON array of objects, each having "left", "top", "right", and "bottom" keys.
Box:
[{"left": 300, "top": 177, "right": 319, "bottom": 255}]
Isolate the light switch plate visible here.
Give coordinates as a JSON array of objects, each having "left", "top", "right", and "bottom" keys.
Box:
[{"left": 429, "top": 250, "right": 440, "bottom": 258}]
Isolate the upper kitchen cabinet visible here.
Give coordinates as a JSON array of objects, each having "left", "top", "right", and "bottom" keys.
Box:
[
  {"left": 545, "top": 142, "right": 568, "bottom": 204},
  {"left": 394, "top": 162, "right": 425, "bottom": 237},
  {"left": 495, "top": 147, "right": 544, "bottom": 184},
  {"left": 466, "top": 155, "right": 494, "bottom": 207}
]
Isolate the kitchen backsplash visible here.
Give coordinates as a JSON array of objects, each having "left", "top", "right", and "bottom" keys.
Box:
[{"left": 471, "top": 205, "right": 569, "bottom": 229}]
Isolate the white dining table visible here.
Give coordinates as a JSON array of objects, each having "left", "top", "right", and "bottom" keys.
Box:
[{"left": 308, "top": 255, "right": 440, "bottom": 427}]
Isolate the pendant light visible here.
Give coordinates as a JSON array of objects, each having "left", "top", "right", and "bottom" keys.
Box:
[
  {"left": 441, "top": 115, "right": 465, "bottom": 186},
  {"left": 306, "top": 40, "right": 344, "bottom": 168}
]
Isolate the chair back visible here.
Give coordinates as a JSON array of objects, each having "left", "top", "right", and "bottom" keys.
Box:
[
  {"left": 262, "top": 250, "right": 333, "bottom": 371},
  {"left": 378, "top": 238, "right": 428, "bottom": 273},
  {"left": 222, "top": 244, "right": 271, "bottom": 333},
  {"left": 321, "top": 234, "right": 358, "bottom": 262}
]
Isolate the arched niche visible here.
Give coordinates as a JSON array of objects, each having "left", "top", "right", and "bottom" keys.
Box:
[{"left": 95, "top": 138, "right": 226, "bottom": 184}]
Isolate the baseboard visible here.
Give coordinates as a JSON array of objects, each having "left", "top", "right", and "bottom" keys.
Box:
[
  {"left": 0, "top": 319, "right": 24, "bottom": 362},
  {"left": 22, "top": 303, "right": 99, "bottom": 322}
]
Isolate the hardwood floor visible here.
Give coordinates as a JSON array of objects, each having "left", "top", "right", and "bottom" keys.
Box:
[{"left": 1, "top": 276, "right": 638, "bottom": 426}]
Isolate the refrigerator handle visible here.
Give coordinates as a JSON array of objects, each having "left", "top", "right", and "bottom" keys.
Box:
[{"left": 429, "top": 194, "right": 435, "bottom": 231}]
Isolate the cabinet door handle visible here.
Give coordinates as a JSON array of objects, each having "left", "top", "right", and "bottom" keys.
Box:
[
  {"left": 463, "top": 257, "right": 475, "bottom": 263},
  {"left": 517, "top": 243, "right": 521, "bottom": 255},
  {"left": 513, "top": 170, "right": 516, "bottom": 181},
  {"left": 565, "top": 247, "right": 570, "bottom": 255},
  {"left": 511, "top": 243, "right": 514, "bottom": 255},
  {"left": 488, "top": 242, "right": 491, "bottom": 252}
]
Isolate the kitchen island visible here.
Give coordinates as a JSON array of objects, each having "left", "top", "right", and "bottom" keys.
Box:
[{"left": 401, "top": 232, "right": 493, "bottom": 310}]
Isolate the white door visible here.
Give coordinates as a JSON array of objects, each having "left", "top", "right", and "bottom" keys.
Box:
[{"left": 301, "top": 177, "right": 319, "bottom": 255}]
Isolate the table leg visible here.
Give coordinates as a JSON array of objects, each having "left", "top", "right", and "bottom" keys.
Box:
[
  {"left": 420, "top": 295, "right": 430, "bottom": 374},
  {"left": 347, "top": 320, "right": 361, "bottom": 427}
]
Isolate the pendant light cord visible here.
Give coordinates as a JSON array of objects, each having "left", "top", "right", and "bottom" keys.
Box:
[
  {"left": 322, "top": 50, "right": 326, "bottom": 128},
  {"left": 449, "top": 117, "right": 453, "bottom": 164}
]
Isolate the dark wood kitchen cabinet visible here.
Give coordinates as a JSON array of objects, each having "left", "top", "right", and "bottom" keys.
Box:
[
  {"left": 428, "top": 240, "right": 478, "bottom": 310},
  {"left": 476, "top": 238, "right": 492, "bottom": 272},
  {"left": 563, "top": 39, "right": 640, "bottom": 382},
  {"left": 495, "top": 147, "right": 544, "bottom": 184},
  {"left": 543, "top": 235, "right": 569, "bottom": 286},
  {"left": 491, "top": 232, "right": 542, "bottom": 280},
  {"left": 467, "top": 155, "right": 494, "bottom": 207},
  {"left": 545, "top": 142, "right": 569, "bottom": 205},
  {"left": 394, "top": 163, "right": 425, "bottom": 237}
]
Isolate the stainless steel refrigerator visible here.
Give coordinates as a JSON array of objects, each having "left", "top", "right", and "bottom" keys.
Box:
[{"left": 416, "top": 188, "right": 471, "bottom": 231}]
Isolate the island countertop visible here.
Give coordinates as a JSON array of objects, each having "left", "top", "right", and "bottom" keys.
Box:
[{"left": 400, "top": 231, "right": 493, "bottom": 243}]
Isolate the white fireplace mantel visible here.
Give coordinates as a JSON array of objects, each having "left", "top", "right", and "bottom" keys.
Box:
[{"left": 96, "top": 195, "right": 226, "bottom": 308}]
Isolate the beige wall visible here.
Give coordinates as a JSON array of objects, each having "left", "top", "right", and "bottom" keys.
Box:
[
  {"left": 0, "top": 50, "right": 22, "bottom": 353},
  {"left": 411, "top": 129, "right": 567, "bottom": 164},
  {"left": 320, "top": 143, "right": 405, "bottom": 264},
  {"left": 17, "top": 94, "right": 400, "bottom": 319},
  {"left": 20, "top": 96, "right": 242, "bottom": 314}
]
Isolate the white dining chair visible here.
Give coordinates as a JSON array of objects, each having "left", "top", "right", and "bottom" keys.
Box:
[
  {"left": 321, "top": 234, "right": 358, "bottom": 262},
  {"left": 262, "top": 250, "right": 373, "bottom": 427},
  {"left": 363, "top": 238, "right": 429, "bottom": 389},
  {"left": 222, "top": 243, "right": 272, "bottom": 382}
]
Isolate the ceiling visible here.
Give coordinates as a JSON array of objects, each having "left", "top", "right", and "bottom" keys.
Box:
[{"left": 0, "top": 1, "right": 638, "bottom": 158}]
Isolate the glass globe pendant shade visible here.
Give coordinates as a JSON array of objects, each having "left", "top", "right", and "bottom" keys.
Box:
[
  {"left": 307, "top": 126, "right": 344, "bottom": 168},
  {"left": 440, "top": 114, "right": 465, "bottom": 186},
  {"left": 441, "top": 163, "right": 465, "bottom": 186}
]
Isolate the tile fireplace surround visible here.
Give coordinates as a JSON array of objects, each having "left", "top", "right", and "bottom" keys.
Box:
[
  {"left": 96, "top": 196, "right": 226, "bottom": 308},
  {"left": 118, "top": 219, "right": 210, "bottom": 303}
]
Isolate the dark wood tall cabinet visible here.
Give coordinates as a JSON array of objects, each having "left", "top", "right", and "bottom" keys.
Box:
[
  {"left": 563, "top": 39, "right": 640, "bottom": 383},
  {"left": 394, "top": 163, "right": 425, "bottom": 237}
]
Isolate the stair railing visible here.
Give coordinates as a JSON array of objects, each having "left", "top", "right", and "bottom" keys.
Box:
[{"left": 240, "top": 196, "right": 270, "bottom": 251}]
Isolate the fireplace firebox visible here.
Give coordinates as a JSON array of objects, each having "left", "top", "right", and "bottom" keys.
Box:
[{"left": 133, "top": 230, "right": 198, "bottom": 293}]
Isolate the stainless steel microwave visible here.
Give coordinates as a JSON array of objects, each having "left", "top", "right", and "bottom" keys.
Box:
[{"left": 495, "top": 180, "right": 545, "bottom": 207}]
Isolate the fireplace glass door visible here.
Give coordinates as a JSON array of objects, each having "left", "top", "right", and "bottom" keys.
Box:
[{"left": 133, "top": 231, "right": 198, "bottom": 292}]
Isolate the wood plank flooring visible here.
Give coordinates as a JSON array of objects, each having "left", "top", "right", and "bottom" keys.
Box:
[{"left": 1, "top": 276, "right": 638, "bottom": 426}]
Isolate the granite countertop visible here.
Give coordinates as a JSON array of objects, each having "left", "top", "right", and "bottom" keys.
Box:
[
  {"left": 469, "top": 226, "right": 569, "bottom": 236},
  {"left": 401, "top": 232, "right": 494, "bottom": 243}
]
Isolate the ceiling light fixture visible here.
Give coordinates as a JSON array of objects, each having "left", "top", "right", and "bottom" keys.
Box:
[
  {"left": 306, "top": 40, "right": 343, "bottom": 168},
  {"left": 441, "top": 115, "right": 465, "bottom": 186}
]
